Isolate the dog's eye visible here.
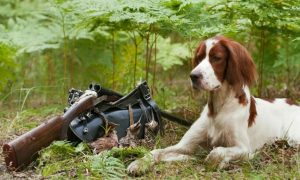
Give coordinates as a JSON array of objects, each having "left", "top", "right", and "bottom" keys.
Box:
[{"left": 211, "top": 56, "right": 221, "bottom": 62}]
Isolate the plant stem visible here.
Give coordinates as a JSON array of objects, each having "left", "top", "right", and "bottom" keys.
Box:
[
  {"left": 152, "top": 33, "right": 158, "bottom": 96},
  {"left": 145, "top": 32, "right": 150, "bottom": 82},
  {"left": 46, "top": 51, "right": 54, "bottom": 86},
  {"left": 112, "top": 31, "right": 116, "bottom": 89},
  {"left": 286, "top": 37, "right": 290, "bottom": 97},
  {"left": 60, "top": 10, "right": 68, "bottom": 90},
  {"left": 258, "top": 30, "right": 265, "bottom": 97},
  {"left": 133, "top": 32, "right": 138, "bottom": 88}
]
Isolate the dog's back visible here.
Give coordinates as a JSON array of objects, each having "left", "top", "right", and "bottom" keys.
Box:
[{"left": 249, "top": 98, "right": 300, "bottom": 150}]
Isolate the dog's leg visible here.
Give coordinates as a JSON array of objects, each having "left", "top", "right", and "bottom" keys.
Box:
[
  {"left": 127, "top": 106, "right": 210, "bottom": 175},
  {"left": 205, "top": 138, "right": 251, "bottom": 168}
]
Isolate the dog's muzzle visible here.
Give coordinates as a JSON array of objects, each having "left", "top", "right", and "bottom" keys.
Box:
[{"left": 190, "top": 73, "right": 203, "bottom": 89}]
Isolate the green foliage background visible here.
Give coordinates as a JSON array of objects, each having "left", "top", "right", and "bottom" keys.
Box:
[
  {"left": 0, "top": 1, "right": 300, "bottom": 178},
  {"left": 0, "top": 0, "right": 300, "bottom": 108}
]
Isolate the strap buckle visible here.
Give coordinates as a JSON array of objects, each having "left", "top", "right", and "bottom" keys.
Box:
[{"left": 139, "top": 82, "right": 151, "bottom": 101}]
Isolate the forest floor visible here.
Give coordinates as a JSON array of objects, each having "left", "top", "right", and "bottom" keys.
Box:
[
  {"left": 0, "top": 103, "right": 299, "bottom": 179},
  {"left": 1, "top": 69, "right": 300, "bottom": 179}
]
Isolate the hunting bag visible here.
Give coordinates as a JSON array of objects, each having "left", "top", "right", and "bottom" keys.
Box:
[{"left": 67, "top": 81, "right": 164, "bottom": 142}]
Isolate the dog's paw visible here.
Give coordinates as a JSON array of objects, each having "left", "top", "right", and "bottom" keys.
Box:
[
  {"left": 127, "top": 153, "right": 154, "bottom": 176},
  {"left": 205, "top": 147, "right": 228, "bottom": 169},
  {"left": 127, "top": 159, "right": 144, "bottom": 176}
]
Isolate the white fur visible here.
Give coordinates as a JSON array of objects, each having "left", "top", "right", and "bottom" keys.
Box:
[
  {"left": 249, "top": 98, "right": 300, "bottom": 150},
  {"left": 191, "top": 39, "right": 221, "bottom": 90},
  {"left": 127, "top": 38, "right": 300, "bottom": 175}
]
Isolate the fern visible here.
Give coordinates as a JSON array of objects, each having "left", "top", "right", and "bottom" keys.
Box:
[
  {"left": 37, "top": 141, "right": 151, "bottom": 178},
  {"left": 108, "top": 146, "right": 149, "bottom": 164},
  {"left": 37, "top": 141, "right": 91, "bottom": 177},
  {"left": 157, "top": 36, "right": 190, "bottom": 70},
  {"left": 89, "top": 152, "right": 126, "bottom": 179},
  {"left": 0, "top": 43, "right": 16, "bottom": 92}
]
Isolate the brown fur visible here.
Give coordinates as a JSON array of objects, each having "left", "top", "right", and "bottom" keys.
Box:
[
  {"left": 211, "top": 129, "right": 236, "bottom": 147},
  {"left": 248, "top": 96, "right": 257, "bottom": 127},
  {"left": 207, "top": 92, "right": 214, "bottom": 117},
  {"left": 208, "top": 43, "right": 229, "bottom": 83},
  {"left": 217, "top": 36, "right": 258, "bottom": 97},
  {"left": 286, "top": 98, "right": 298, "bottom": 106},
  {"left": 262, "top": 98, "right": 275, "bottom": 103},
  {"left": 238, "top": 90, "right": 248, "bottom": 106},
  {"left": 192, "top": 42, "right": 206, "bottom": 68}
]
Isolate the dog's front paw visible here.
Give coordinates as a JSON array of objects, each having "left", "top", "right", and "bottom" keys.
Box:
[
  {"left": 205, "top": 147, "right": 228, "bottom": 169},
  {"left": 127, "top": 153, "right": 154, "bottom": 176},
  {"left": 127, "top": 159, "right": 144, "bottom": 176}
]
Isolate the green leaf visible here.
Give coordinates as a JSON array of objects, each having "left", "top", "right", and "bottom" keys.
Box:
[{"left": 156, "top": 36, "right": 190, "bottom": 70}]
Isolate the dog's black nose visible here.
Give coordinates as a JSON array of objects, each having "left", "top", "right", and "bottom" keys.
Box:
[{"left": 190, "top": 73, "right": 203, "bottom": 82}]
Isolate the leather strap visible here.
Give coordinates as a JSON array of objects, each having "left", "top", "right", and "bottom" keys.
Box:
[
  {"left": 138, "top": 99, "right": 151, "bottom": 123},
  {"left": 128, "top": 104, "right": 134, "bottom": 126},
  {"left": 83, "top": 82, "right": 190, "bottom": 135},
  {"left": 160, "top": 110, "right": 192, "bottom": 127},
  {"left": 138, "top": 84, "right": 164, "bottom": 135}
]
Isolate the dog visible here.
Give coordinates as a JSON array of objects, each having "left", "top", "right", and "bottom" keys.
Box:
[{"left": 127, "top": 36, "right": 300, "bottom": 175}]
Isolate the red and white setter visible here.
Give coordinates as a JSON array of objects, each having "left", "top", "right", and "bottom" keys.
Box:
[{"left": 128, "top": 36, "right": 300, "bottom": 174}]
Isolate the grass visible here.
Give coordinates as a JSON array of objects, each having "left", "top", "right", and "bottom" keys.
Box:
[
  {"left": 0, "top": 105, "right": 299, "bottom": 179},
  {"left": 0, "top": 104, "right": 64, "bottom": 179},
  {"left": 140, "top": 121, "right": 300, "bottom": 179},
  {"left": 0, "top": 104, "right": 63, "bottom": 141},
  {"left": 0, "top": 80, "right": 299, "bottom": 179}
]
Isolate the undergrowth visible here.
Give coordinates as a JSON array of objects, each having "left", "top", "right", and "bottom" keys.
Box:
[
  {"left": 33, "top": 125, "right": 300, "bottom": 179},
  {"left": 0, "top": 90, "right": 299, "bottom": 179},
  {"left": 37, "top": 141, "right": 150, "bottom": 179}
]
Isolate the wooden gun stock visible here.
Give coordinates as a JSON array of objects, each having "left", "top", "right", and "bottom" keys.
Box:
[
  {"left": 2, "top": 94, "right": 103, "bottom": 170},
  {"left": 3, "top": 116, "right": 63, "bottom": 170}
]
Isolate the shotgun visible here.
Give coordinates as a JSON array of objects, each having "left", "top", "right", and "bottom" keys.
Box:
[{"left": 2, "top": 91, "right": 108, "bottom": 170}]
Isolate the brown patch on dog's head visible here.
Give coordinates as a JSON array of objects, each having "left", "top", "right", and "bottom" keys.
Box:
[
  {"left": 207, "top": 41, "right": 230, "bottom": 83},
  {"left": 192, "top": 41, "right": 206, "bottom": 68},
  {"left": 248, "top": 96, "right": 257, "bottom": 127}
]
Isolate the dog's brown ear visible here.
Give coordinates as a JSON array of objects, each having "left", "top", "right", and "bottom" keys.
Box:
[
  {"left": 192, "top": 41, "right": 206, "bottom": 68},
  {"left": 220, "top": 38, "right": 257, "bottom": 93}
]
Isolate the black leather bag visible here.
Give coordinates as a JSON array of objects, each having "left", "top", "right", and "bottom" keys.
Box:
[{"left": 67, "top": 81, "right": 163, "bottom": 143}]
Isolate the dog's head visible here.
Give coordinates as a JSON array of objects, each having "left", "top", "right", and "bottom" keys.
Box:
[{"left": 190, "top": 36, "right": 257, "bottom": 93}]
